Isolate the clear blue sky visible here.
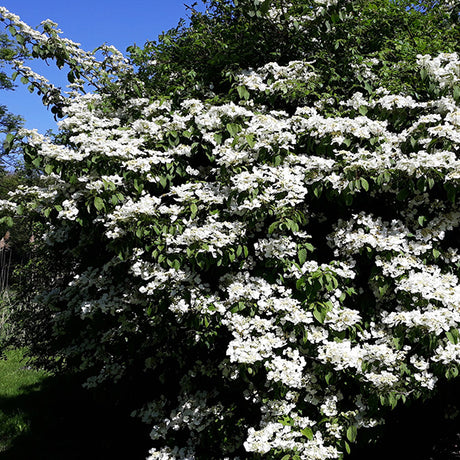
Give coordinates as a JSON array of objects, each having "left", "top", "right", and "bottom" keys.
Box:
[{"left": 1, "top": 0, "right": 203, "bottom": 134}]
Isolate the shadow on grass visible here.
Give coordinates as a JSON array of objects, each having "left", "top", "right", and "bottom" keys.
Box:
[
  {"left": 5, "top": 353, "right": 460, "bottom": 460},
  {"left": 0, "top": 371, "right": 152, "bottom": 460}
]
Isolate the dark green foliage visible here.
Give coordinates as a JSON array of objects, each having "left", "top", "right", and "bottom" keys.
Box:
[{"left": 128, "top": 0, "right": 459, "bottom": 107}]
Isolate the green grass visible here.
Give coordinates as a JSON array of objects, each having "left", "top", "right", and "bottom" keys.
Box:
[
  {"left": 0, "top": 348, "right": 50, "bottom": 453},
  {"left": 0, "top": 348, "right": 151, "bottom": 459}
]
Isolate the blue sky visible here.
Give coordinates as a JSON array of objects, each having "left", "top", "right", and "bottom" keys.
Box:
[{"left": 1, "top": 0, "right": 203, "bottom": 134}]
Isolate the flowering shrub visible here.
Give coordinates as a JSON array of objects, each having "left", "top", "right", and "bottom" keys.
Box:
[{"left": 1, "top": 1, "right": 460, "bottom": 458}]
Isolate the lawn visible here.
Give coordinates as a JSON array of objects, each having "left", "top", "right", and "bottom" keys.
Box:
[
  {"left": 0, "top": 348, "right": 151, "bottom": 459},
  {"left": 0, "top": 348, "right": 50, "bottom": 454}
]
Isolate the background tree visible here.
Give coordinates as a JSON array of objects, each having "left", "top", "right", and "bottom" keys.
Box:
[
  {"left": 0, "top": 30, "right": 26, "bottom": 171},
  {"left": 129, "top": 0, "right": 459, "bottom": 102},
  {"left": 0, "top": 28, "right": 42, "bottom": 328}
]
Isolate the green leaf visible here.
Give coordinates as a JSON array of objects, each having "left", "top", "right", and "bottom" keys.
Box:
[
  {"left": 346, "top": 425, "right": 358, "bottom": 443},
  {"left": 237, "top": 85, "right": 250, "bottom": 100},
  {"left": 245, "top": 134, "right": 256, "bottom": 148},
  {"left": 296, "top": 278, "right": 305, "bottom": 290},
  {"left": 446, "top": 331, "right": 456, "bottom": 345},
  {"left": 213, "top": 133, "right": 223, "bottom": 145},
  {"left": 364, "top": 81, "right": 373, "bottom": 93},
  {"left": 420, "top": 68, "right": 428, "bottom": 81},
  {"left": 260, "top": 0, "right": 272, "bottom": 14},
  {"left": 453, "top": 85, "right": 460, "bottom": 102},
  {"left": 396, "top": 188, "right": 410, "bottom": 201},
  {"left": 301, "top": 427, "right": 314, "bottom": 440},
  {"left": 286, "top": 218, "right": 299, "bottom": 232},
  {"left": 325, "top": 372, "right": 333, "bottom": 385},
  {"left": 268, "top": 221, "right": 278, "bottom": 234},
  {"left": 226, "top": 123, "right": 241, "bottom": 137},
  {"left": 5, "top": 133, "right": 14, "bottom": 146},
  {"left": 344, "top": 193, "right": 353, "bottom": 206},
  {"left": 393, "top": 336, "right": 403, "bottom": 350},
  {"left": 313, "top": 184, "right": 323, "bottom": 198},
  {"left": 388, "top": 392, "right": 398, "bottom": 409},
  {"left": 94, "top": 197, "right": 105, "bottom": 211},
  {"left": 446, "top": 365, "right": 459, "bottom": 379},
  {"left": 417, "top": 177, "right": 426, "bottom": 192},
  {"left": 361, "top": 178, "right": 369, "bottom": 191},
  {"left": 273, "top": 155, "right": 282, "bottom": 166},
  {"left": 159, "top": 176, "right": 168, "bottom": 188},
  {"left": 298, "top": 248, "right": 307, "bottom": 265},
  {"left": 133, "top": 83, "right": 142, "bottom": 97},
  {"left": 313, "top": 306, "right": 327, "bottom": 324}
]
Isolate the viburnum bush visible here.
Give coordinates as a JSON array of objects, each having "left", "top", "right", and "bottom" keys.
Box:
[{"left": 1, "top": 0, "right": 460, "bottom": 458}]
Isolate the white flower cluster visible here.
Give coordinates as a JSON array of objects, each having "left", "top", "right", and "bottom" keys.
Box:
[
  {"left": 0, "top": 6, "right": 132, "bottom": 97},
  {"left": 244, "top": 424, "right": 339, "bottom": 459},
  {"left": 417, "top": 53, "right": 460, "bottom": 89},
  {"left": 239, "top": 61, "right": 317, "bottom": 94}
]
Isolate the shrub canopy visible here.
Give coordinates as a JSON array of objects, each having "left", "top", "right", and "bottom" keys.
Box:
[{"left": 1, "top": 1, "right": 460, "bottom": 458}]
